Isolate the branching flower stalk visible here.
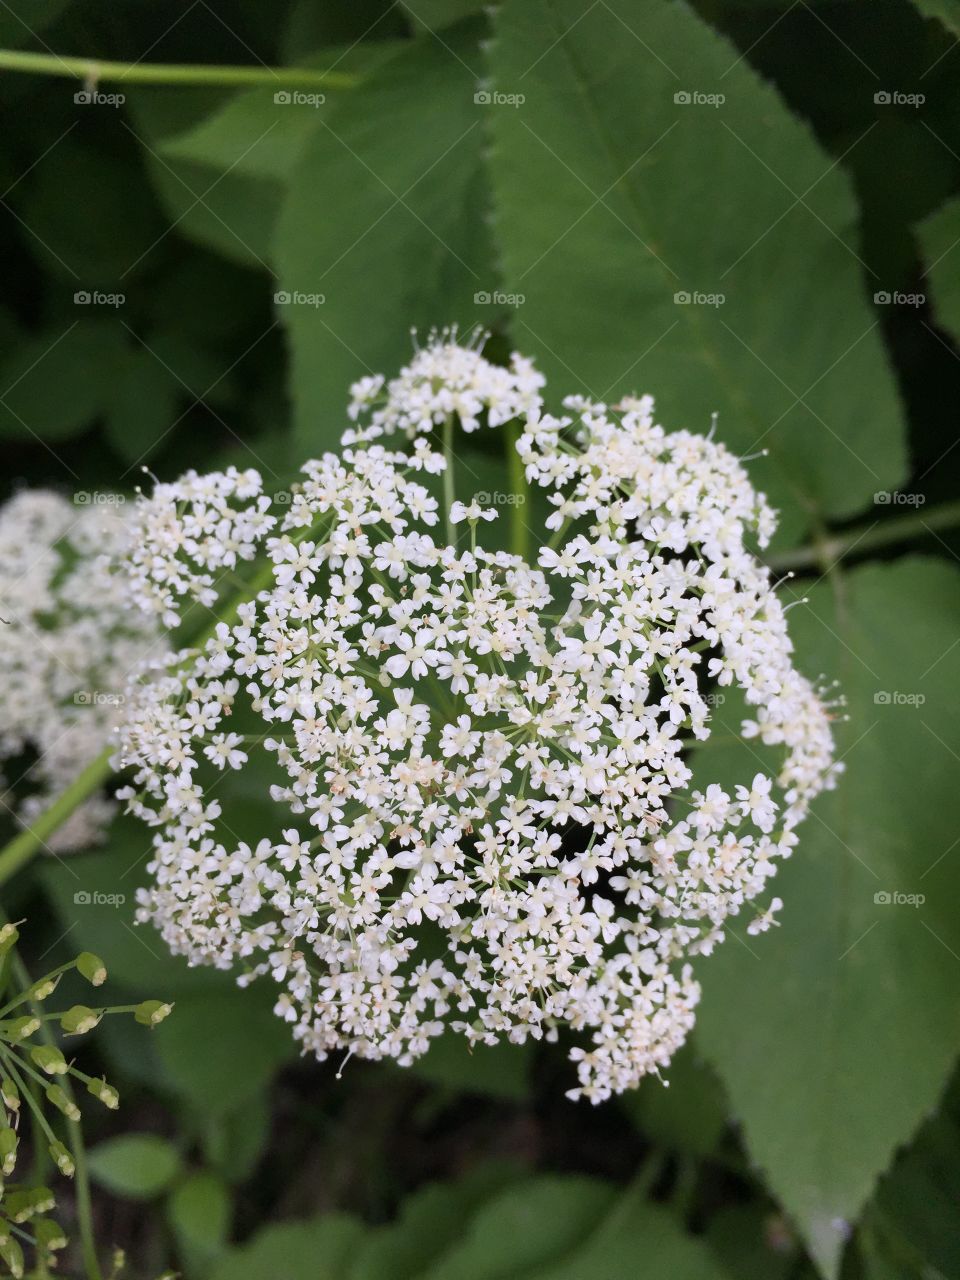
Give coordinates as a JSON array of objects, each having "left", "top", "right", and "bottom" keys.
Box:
[{"left": 0, "top": 921, "right": 171, "bottom": 1279}]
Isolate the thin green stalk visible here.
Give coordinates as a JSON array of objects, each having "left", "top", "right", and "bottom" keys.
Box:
[
  {"left": 443, "top": 416, "right": 456, "bottom": 546},
  {"left": 0, "top": 549, "right": 282, "bottom": 888},
  {"left": 0, "top": 48, "right": 357, "bottom": 89},
  {"left": 8, "top": 951, "right": 102, "bottom": 1280},
  {"left": 506, "top": 419, "right": 529, "bottom": 561},
  {"left": 767, "top": 497, "right": 960, "bottom": 573}
]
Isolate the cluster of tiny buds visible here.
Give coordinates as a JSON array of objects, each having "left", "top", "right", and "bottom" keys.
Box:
[
  {"left": 0, "top": 923, "right": 171, "bottom": 1277},
  {"left": 115, "top": 332, "right": 841, "bottom": 1103}
]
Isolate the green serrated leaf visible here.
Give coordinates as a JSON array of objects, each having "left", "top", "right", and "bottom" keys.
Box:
[
  {"left": 918, "top": 195, "right": 960, "bottom": 342},
  {"left": 487, "top": 0, "right": 907, "bottom": 544},
  {"left": 274, "top": 21, "right": 494, "bottom": 451},
  {"left": 695, "top": 558, "right": 960, "bottom": 1277}
]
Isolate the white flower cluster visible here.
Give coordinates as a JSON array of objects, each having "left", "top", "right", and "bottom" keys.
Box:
[
  {"left": 118, "top": 336, "right": 841, "bottom": 1102},
  {"left": 0, "top": 491, "right": 156, "bottom": 851}
]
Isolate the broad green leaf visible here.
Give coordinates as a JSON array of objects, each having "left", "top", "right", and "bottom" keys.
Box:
[
  {"left": 104, "top": 348, "right": 180, "bottom": 463},
  {"left": 912, "top": 0, "right": 960, "bottom": 34},
  {"left": 126, "top": 87, "right": 279, "bottom": 271},
  {"left": 168, "top": 1171, "right": 232, "bottom": 1275},
  {"left": 19, "top": 142, "right": 165, "bottom": 284},
  {"left": 0, "top": 320, "right": 127, "bottom": 441},
  {"left": 695, "top": 558, "right": 960, "bottom": 1277},
  {"left": 861, "top": 1079, "right": 960, "bottom": 1278},
  {"left": 918, "top": 196, "right": 960, "bottom": 342},
  {"left": 420, "top": 1176, "right": 616, "bottom": 1279},
  {"left": 210, "top": 1215, "right": 366, "bottom": 1280},
  {"left": 160, "top": 47, "right": 403, "bottom": 183},
  {"left": 487, "top": 0, "right": 906, "bottom": 544},
  {"left": 88, "top": 1133, "right": 183, "bottom": 1199},
  {"left": 349, "top": 1164, "right": 523, "bottom": 1280},
  {"left": 520, "top": 1182, "right": 729, "bottom": 1280},
  {"left": 154, "top": 987, "right": 296, "bottom": 1115},
  {"left": 274, "top": 21, "right": 494, "bottom": 450},
  {"left": 421, "top": 1176, "right": 727, "bottom": 1280}
]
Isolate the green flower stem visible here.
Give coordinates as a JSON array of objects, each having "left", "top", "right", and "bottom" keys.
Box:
[
  {"left": 0, "top": 549, "right": 282, "bottom": 889},
  {"left": 767, "top": 498, "right": 960, "bottom": 573},
  {"left": 7, "top": 950, "right": 102, "bottom": 1280},
  {"left": 0, "top": 753, "right": 113, "bottom": 887},
  {"left": 0, "top": 48, "right": 358, "bottom": 89},
  {"left": 506, "top": 419, "right": 529, "bottom": 561},
  {"left": 443, "top": 415, "right": 456, "bottom": 546}
]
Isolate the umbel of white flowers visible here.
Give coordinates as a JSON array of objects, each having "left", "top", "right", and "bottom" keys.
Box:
[
  {"left": 0, "top": 492, "right": 156, "bottom": 851},
  {"left": 115, "top": 333, "right": 842, "bottom": 1103}
]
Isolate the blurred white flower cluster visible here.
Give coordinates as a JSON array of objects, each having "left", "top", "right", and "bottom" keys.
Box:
[
  {"left": 0, "top": 492, "right": 156, "bottom": 851},
  {"left": 115, "top": 335, "right": 841, "bottom": 1101}
]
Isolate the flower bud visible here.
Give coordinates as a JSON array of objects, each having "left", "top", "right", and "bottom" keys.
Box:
[
  {"left": 2, "top": 1016, "right": 39, "bottom": 1042},
  {"left": 76, "top": 952, "right": 107, "bottom": 986},
  {"left": 87, "top": 1077, "right": 119, "bottom": 1109},
  {"left": 5, "top": 1186, "right": 55, "bottom": 1222},
  {"left": 0, "top": 923, "right": 19, "bottom": 958},
  {"left": 61, "top": 1004, "right": 102, "bottom": 1035},
  {"left": 48, "top": 1141, "right": 74, "bottom": 1178},
  {"left": 134, "top": 1000, "right": 174, "bottom": 1027},
  {"left": 45, "top": 1085, "right": 80, "bottom": 1123},
  {"left": 30, "top": 1045, "right": 68, "bottom": 1076},
  {"left": 35, "top": 1218, "right": 68, "bottom": 1252},
  {"left": 0, "top": 1078, "right": 19, "bottom": 1112},
  {"left": 0, "top": 1235, "right": 23, "bottom": 1278},
  {"left": 0, "top": 1128, "right": 17, "bottom": 1176},
  {"left": 27, "top": 974, "right": 61, "bottom": 1001}
]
